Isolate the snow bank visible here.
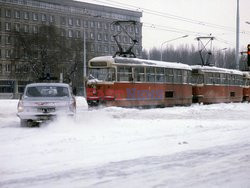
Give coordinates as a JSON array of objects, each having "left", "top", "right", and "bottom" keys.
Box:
[{"left": 0, "top": 100, "right": 250, "bottom": 188}]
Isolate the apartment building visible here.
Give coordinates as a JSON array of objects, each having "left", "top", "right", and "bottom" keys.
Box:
[{"left": 0, "top": 0, "right": 142, "bottom": 98}]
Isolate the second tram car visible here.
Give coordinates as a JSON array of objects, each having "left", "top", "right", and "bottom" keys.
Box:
[
  {"left": 242, "top": 72, "right": 250, "bottom": 102},
  {"left": 191, "top": 65, "right": 244, "bottom": 104},
  {"left": 86, "top": 56, "right": 193, "bottom": 107}
]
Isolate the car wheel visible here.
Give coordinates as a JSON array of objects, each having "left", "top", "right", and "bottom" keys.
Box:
[{"left": 20, "top": 119, "right": 28, "bottom": 127}]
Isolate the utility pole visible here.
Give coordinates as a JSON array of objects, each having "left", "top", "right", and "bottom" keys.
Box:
[
  {"left": 236, "top": 0, "right": 240, "bottom": 70},
  {"left": 83, "top": 29, "right": 86, "bottom": 97}
]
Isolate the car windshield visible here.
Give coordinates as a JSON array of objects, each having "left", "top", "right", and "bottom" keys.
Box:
[{"left": 25, "top": 86, "right": 69, "bottom": 97}]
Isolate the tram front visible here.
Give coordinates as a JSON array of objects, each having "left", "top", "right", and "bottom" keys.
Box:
[{"left": 86, "top": 56, "right": 116, "bottom": 106}]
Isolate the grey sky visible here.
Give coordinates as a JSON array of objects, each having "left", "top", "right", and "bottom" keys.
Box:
[{"left": 78, "top": 0, "right": 250, "bottom": 51}]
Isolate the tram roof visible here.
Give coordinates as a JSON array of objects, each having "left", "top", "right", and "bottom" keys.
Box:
[
  {"left": 191, "top": 65, "right": 243, "bottom": 75},
  {"left": 90, "top": 56, "right": 192, "bottom": 70}
]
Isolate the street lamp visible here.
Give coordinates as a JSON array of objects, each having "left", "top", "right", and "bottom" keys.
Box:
[
  {"left": 160, "top": 35, "right": 188, "bottom": 61},
  {"left": 215, "top": 48, "right": 227, "bottom": 52}
]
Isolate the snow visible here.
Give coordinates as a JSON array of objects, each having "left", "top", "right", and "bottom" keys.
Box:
[
  {"left": 90, "top": 56, "right": 192, "bottom": 70},
  {"left": 1, "top": 98, "right": 250, "bottom": 188},
  {"left": 191, "top": 65, "right": 243, "bottom": 75}
]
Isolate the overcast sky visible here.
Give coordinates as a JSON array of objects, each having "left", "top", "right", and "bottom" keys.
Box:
[{"left": 78, "top": 0, "right": 250, "bottom": 51}]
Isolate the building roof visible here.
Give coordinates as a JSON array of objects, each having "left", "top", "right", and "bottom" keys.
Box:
[{"left": 35, "top": 0, "right": 142, "bottom": 17}]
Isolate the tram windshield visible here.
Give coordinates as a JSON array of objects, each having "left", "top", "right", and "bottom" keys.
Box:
[{"left": 88, "top": 68, "right": 115, "bottom": 81}]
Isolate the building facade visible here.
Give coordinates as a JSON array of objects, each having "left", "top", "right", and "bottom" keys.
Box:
[{"left": 0, "top": 0, "right": 142, "bottom": 98}]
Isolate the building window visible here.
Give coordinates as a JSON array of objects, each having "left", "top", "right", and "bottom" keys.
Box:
[
  {"left": 5, "top": 9, "right": 11, "bottom": 18},
  {"left": 104, "top": 34, "right": 108, "bottom": 41},
  {"left": 14, "top": 10, "right": 20, "bottom": 19},
  {"left": 124, "top": 36, "right": 128, "bottom": 43},
  {"left": 5, "top": 50, "right": 11, "bottom": 58},
  {"left": 33, "top": 13, "right": 38, "bottom": 21},
  {"left": 90, "top": 44, "right": 94, "bottom": 52},
  {"left": 33, "top": 26, "right": 38, "bottom": 33},
  {"left": 111, "top": 24, "right": 115, "bottom": 31},
  {"left": 61, "top": 29, "right": 66, "bottom": 37},
  {"left": 41, "top": 14, "right": 46, "bottom": 22},
  {"left": 84, "top": 20, "right": 88, "bottom": 28},
  {"left": 117, "top": 25, "right": 121, "bottom": 31},
  {"left": 14, "top": 23, "right": 20, "bottom": 32},
  {"left": 97, "top": 33, "right": 102, "bottom": 41},
  {"left": 104, "top": 45, "right": 108, "bottom": 52},
  {"left": 76, "top": 19, "right": 80, "bottom": 26},
  {"left": 129, "top": 26, "right": 134, "bottom": 33},
  {"left": 61, "top": 17, "right": 66, "bottom": 25},
  {"left": 68, "top": 18, "right": 73, "bottom": 26},
  {"left": 111, "top": 35, "right": 114, "bottom": 42},
  {"left": 90, "top": 32, "right": 94, "bottom": 39},
  {"left": 68, "top": 30, "right": 73, "bottom": 38},
  {"left": 104, "top": 23, "right": 108, "bottom": 30},
  {"left": 98, "top": 45, "right": 102, "bottom": 52},
  {"left": 5, "top": 36, "right": 11, "bottom": 44},
  {"left": 97, "top": 22, "right": 101, "bottom": 29},
  {"left": 135, "top": 27, "right": 139, "bottom": 34},
  {"left": 5, "top": 22, "right": 11, "bottom": 31},
  {"left": 15, "top": 64, "right": 21, "bottom": 73},
  {"left": 24, "top": 24, "right": 29, "bottom": 33},
  {"left": 111, "top": 46, "right": 116, "bottom": 52},
  {"left": 5, "top": 64, "right": 11, "bottom": 72},
  {"left": 24, "top": 12, "right": 29, "bottom": 20},
  {"left": 0, "top": 63, "right": 2, "bottom": 72},
  {"left": 0, "top": 50, "right": 2, "bottom": 59},
  {"left": 49, "top": 15, "right": 55, "bottom": 23},
  {"left": 76, "top": 30, "right": 80, "bottom": 38},
  {"left": 90, "top": 21, "right": 94, "bottom": 28}
]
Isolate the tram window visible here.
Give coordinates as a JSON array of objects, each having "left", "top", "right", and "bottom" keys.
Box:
[
  {"left": 225, "top": 74, "right": 229, "bottom": 85},
  {"left": 117, "top": 66, "right": 132, "bottom": 81},
  {"left": 230, "top": 92, "right": 235, "bottom": 97},
  {"left": 183, "top": 70, "right": 188, "bottom": 83},
  {"left": 134, "top": 67, "right": 145, "bottom": 82},
  {"left": 175, "top": 69, "right": 183, "bottom": 84},
  {"left": 214, "top": 73, "right": 220, "bottom": 84},
  {"left": 155, "top": 68, "right": 164, "bottom": 82},
  {"left": 229, "top": 75, "right": 235, "bottom": 85},
  {"left": 146, "top": 67, "right": 155, "bottom": 82},
  {"left": 237, "top": 75, "right": 243, "bottom": 85},
  {"left": 192, "top": 74, "right": 203, "bottom": 84},
  {"left": 89, "top": 68, "right": 115, "bottom": 81},
  {"left": 165, "top": 91, "right": 174, "bottom": 98},
  {"left": 207, "top": 73, "right": 214, "bottom": 84},
  {"left": 221, "top": 74, "right": 226, "bottom": 85},
  {"left": 165, "top": 69, "right": 174, "bottom": 83}
]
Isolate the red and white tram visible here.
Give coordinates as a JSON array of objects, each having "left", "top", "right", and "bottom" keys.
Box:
[
  {"left": 86, "top": 56, "right": 193, "bottom": 107},
  {"left": 191, "top": 65, "right": 243, "bottom": 104},
  {"left": 242, "top": 72, "right": 250, "bottom": 102}
]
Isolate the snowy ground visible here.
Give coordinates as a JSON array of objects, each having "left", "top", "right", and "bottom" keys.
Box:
[{"left": 0, "top": 98, "right": 250, "bottom": 188}]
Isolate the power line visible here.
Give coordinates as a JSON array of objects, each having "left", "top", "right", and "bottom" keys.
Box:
[{"left": 87, "top": 0, "right": 250, "bottom": 35}]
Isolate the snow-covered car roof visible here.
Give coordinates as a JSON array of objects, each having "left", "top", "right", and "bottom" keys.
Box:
[{"left": 90, "top": 56, "right": 192, "bottom": 71}]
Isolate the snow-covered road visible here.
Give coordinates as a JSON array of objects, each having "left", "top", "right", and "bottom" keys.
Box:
[{"left": 0, "top": 98, "right": 250, "bottom": 188}]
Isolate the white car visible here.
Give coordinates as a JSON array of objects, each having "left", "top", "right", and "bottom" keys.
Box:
[{"left": 17, "top": 83, "right": 76, "bottom": 127}]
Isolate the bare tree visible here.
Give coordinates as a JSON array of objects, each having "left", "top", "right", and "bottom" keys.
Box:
[{"left": 13, "top": 24, "right": 85, "bottom": 83}]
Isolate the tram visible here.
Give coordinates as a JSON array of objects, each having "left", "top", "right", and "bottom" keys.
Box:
[
  {"left": 242, "top": 72, "right": 250, "bottom": 102},
  {"left": 191, "top": 65, "right": 244, "bottom": 104},
  {"left": 86, "top": 56, "right": 193, "bottom": 107}
]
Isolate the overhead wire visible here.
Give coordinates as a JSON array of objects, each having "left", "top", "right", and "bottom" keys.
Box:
[{"left": 87, "top": 0, "right": 250, "bottom": 35}]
